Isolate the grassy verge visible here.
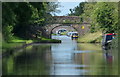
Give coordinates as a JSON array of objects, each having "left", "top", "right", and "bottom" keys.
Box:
[
  {"left": 38, "top": 37, "right": 61, "bottom": 43},
  {"left": 2, "top": 42, "right": 23, "bottom": 49},
  {"left": 77, "top": 31, "right": 102, "bottom": 43},
  {"left": 2, "top": 36, "right": 61, "bottom": 49},
  {"left": 2, "top": 36, "right": 33, "bottom": 49}
]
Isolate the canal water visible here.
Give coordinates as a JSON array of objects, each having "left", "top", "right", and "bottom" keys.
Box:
[{"left": 2, "top": 35, "right": 118, "bottom": 75}]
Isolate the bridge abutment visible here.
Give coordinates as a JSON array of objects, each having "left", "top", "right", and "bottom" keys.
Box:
[{"left": 43, "top": 23, "right": 90, "bottom": 38}]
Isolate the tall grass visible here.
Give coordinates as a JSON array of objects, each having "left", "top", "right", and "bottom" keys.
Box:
[{"left": 77, "top": 31, "right": 102, "bottom": 43}]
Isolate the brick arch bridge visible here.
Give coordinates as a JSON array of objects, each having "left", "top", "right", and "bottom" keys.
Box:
[
  {"left": 43, "top": 23, "right": 90, "bottom": 38},
  {"left": 51, "top": 26, "right": 76, "bottom": 34},
  {"left": 42, "top": 16, "right": 91, "bottom": 38}
]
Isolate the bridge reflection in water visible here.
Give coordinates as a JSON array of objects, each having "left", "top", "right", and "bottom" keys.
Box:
[{"left": 2, "top": 35, "right": 118, "bottom": 75}]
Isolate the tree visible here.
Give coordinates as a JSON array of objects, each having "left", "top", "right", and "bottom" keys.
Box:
[
  {"left": 2, "top": 2, "right": 61, "bottom": 41},
  {"left": 68, "top": 2, "right": 86, "bottom": 16},
  {"left": 93, "top": 2, "right": 118, "bottom": 33},
  {"left": 67, "top": 2, "right": 118, "bottom": 33},
  {"left": 2, "top": 3, "right": 18, "bottom": 41}
]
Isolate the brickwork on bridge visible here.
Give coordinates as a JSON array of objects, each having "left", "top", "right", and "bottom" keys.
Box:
[
  {"left": 47, "top": 16, "right": 81, "bottom": 24},
  {"left": 26, "top": 16, "right": 90, "bottom": 39},
  {"left": 43, "top": 23, "right": 90, "bottom": 38},
  {"left": 38, "top": 16, "right": 91, "bottom": 38}
]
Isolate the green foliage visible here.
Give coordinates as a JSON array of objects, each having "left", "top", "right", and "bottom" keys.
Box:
[
  {"left": 82, "top": 2, "right": 96, "bottom": 23},
  {"left": 93, "top": 2, "right": 118, "bottom": 33},
  {"left": 77, "top": 31, "right": 102, "bottom": 43},
  {"left": 2, "top": 3, "right": 17, "bottom": 41},
  {"left": 2, "top": 2, "right": 60, "bottom": 41},
  {"left": 68, "top": 2, "right": 86, "bottom": 16},
  {"left": 2, "top": 25, "right": 14, "bottom": 41},
  {"left": 68, "top": 2, "right": 118, "bottom": 33},
  {"left": 45, "top": 2, "right": 61, "bottom": 15}
]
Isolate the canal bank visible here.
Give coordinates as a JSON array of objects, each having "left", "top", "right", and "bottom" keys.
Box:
[
  {"left": 2, "top": 39, "right": 61, "bottom": 60},
  {"left": 2, "top": 37, "right": 61, "bottom": 53},
  {"left": 2, "top": 35, "right": 118, "bottom": 75},
  {"left": 3, "top": 39, "right": 61, "bottom": 49},
  {"left": 77, "top": 31, "right": 102, "bottom": 43}
]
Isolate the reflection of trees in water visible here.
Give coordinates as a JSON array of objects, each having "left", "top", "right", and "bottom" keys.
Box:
[
  {"left": 77, "top": 43, "right": 102, "bottom": 51},
  {"left": 103, "top": 49, "right": 113, "bottom": 64},
  {"left": 3, "top": 41, "right": 118, "bottom": 75},
  {"left": 102, "top": 48, "right": 118, "bottom": 75},
  {"left": 103, "top": 48, "right": 118, "bottom": 64},
  {"left": 3, "top": 45, "right": 51, "bottom": 75},
  {"left": 75, "top": 43, "right": 118, "bottom": 75}
]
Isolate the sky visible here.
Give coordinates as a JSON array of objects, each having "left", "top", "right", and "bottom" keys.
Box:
[{"left": 55, "top": 0, "right": 85, "bottom": 16}]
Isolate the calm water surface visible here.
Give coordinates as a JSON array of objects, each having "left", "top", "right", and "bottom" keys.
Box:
[{"left": 3, "top": 35, "right": 118, "bottom": 75}]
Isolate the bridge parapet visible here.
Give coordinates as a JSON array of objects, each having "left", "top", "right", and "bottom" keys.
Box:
[{"left": 47, "top": 16, "right": 82, "bottom": 24}]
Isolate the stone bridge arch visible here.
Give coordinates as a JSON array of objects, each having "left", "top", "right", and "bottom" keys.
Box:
[
  {"left": 43, "top": 23, "right": 90, "bottom": 38},
  {"left": 50, "top": 24, "right": 78, "bottom": 34},
  {"left": 51, "top": 26, "right": 76, "bottom": 34}
]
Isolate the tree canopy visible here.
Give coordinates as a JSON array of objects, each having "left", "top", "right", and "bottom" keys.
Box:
[
  {"left": 68, "top": 2, "right": 118, "bottom": 33},
  {"left": 2, "top": 2, "right": 60, "bottom": 41}
]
